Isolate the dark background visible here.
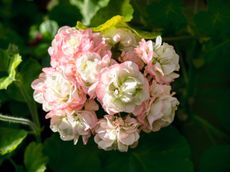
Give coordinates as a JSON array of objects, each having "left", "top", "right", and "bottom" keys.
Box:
[{"left": 0, "top": 0, "right": 230, "bottom": 171}]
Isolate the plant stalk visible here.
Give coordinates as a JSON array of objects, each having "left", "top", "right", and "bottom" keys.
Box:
[{"left": 0, "top": 113, "right": 37, "bottom": 134}]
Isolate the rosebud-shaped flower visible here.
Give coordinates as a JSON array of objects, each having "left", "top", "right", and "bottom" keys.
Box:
[
  {"left": 134, "top": 81, "right": 179, "bottom": 132},
  {"left": 135, "top": 39, "right": 155, "bottom": 64},
  {"left": 94, "top": 115, "right": 140, "bottom": 152},
  {"left": 96, "top": 61, "right": 149, "bottom": 114},
  {"left": 136, "top": 36, "right": 180, "bottom": 84},
  {"left": 48, "top": 26, "right": 111, "bottom": 76},
  {"left": 146, "top": 95, "right": 179, "bottom": 132},
  {"left": 75, "top": 52, "right": 111, "bottom": 95},
  {"left": 31, "top": 67, "right": 86, "bottom": 112},
  {"left": 119, "top": 50, "right": 144, "bottom": 70},
  {"left": 150, "top": 80, "right": 171, "bottom": 98},
  {"left": 48, "top": 109, "right": 98, "bottom": 145},
  {"left": 48, "top": 26, "right": 82, "bottom": 68}
]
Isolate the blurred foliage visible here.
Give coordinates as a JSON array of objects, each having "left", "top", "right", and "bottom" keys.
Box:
[{"left": 0, "top": 0, "right": 229, "bottom": 172}]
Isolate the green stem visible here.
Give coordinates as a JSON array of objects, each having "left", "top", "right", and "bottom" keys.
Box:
[
  {"left": 15, "top": 77, "right": 41, "bottom": 134},
  {"left": 8, "top": 158, "right": 17, "bottom": 170},
  {"left": 206, "top": 38, "right": 230, "bottom": 53},
  {"left": 180, "top": 54, "right": 189, "bottom": 86},
  {"left": 0, "top": 113, "right": 37, "bottom": 134}
]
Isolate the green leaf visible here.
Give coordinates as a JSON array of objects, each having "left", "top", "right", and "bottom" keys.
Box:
[
  {"left": 14, "top": 59, "right": 42, "bottom": 133},
  {"left": 44, "top": 134, "right": 101, "bottom": 172},
  {"left": 70, "top": 0, "right": 110, "bottom": 25},
  {"left": 192, "top": 41, "right": 230, "bottom": 133},
  {"left": 76, "top": 15, "right": 129, "bottom": 32},
  {"left": 131, "top": 0, "right": 186, "bottom": 33},
  {"left": 0, "top": 24, "right": 24, "bottom": 49},
  {"left": 5, "top": 58, "right": 41, "bottom": 103},
  {"left": 0, "top": 127, "right": 27, "bottom": 155},
  {"left": 44, "top": 127, "right": 193, "bottom": 172},
  {"left": 102, "top": 127, "right": 193, "bottom": 172},
  {"left": 0, "top": 45, "right": 22, "bottom": 90},
  {"left": 90, "top": 15, "right": 128, "bottom": 32},
  {"left": 24, "top": 142, "right": 48, "bottom": 172},
  {"left": 48, "top": 0, "right": 82, "bottom": 26},
  {"left": 77, "top": 15, "right": 160, "bottom": 39},
  {"left": 129, "top": 28, "right": 161, "bottom": 39},
  {"left": 199, "top": 145, "right": 230, "bottom": 172},
  {"left": 19, "top": 58, "right": 42, "bottom": 92},
  {"left": 39, "top": 20, "right": 59, "bottom": 40},
  {"left": 90, "top": 0, "right": 134, "bottom": 26},
  {"left": 194, "top": 0, "right": 230, "bottom": 39}
]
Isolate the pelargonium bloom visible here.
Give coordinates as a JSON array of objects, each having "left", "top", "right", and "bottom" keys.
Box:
[
  {"left": 94, "top": 115, "right": 140, "bottom": 152},
  {"left": 48, "top": 26, "right": 81, "bottom": 71},
  {"left": 136, "top": 81, "right": 179, "bottom": 132},
  {"left": 31, "top": 67, "right": 86, "bottom": 112},
  {"left": 146, "top": 95, "right": 179, "bottom": 132},
  {"left": 135, "top": 39, "right": 156, "bottom": 64},
  {"left": 136, "top": 36, "right": 180, "bottom": 84},
  {"left": 119, "top": 50, "right": 144, "bottom": 70},
  {"left": 48, "top": 26, "right": 111, "bottom": 76},
  {"left": 75, "top": 52, "right": 111, "bottom": 95},
  {"left": 96, "top": 61, "right": 149, "bottom": 114},
  {"left": 31, "top": 21, "right": 181, "bottom": 152},
  {"left": 47, "top": 109, "right": 98, "bottom": 145}
]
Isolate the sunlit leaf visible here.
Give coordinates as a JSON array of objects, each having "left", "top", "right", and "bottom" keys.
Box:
[
  {"left": 76, "top": 15, "right": 128, "bottom": 31},
  {"left": 24, "top": 142, "right": 48, "bottom": 172},
  {"left": 90, "top": 0, "right": 134, "bottom": 26},
  {"left": 77, "top": 15, "right": 160, "bottom": 39},
  {"left": 0, "top": 45, "right": 22, "bottom": 90},
  {"left": 91, "top": 15, "right": 128, "bottom": 31},
  {"left": 0, "top": 127, "right": 27, "bottom": 155}
]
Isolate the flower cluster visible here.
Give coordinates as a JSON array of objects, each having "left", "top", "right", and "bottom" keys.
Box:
[{"left": 32, "top": 26, "right": 180, "bottom": 152}]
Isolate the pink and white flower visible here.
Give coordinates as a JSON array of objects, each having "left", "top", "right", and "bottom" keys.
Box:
[
  {"left": 31, "top": 67, "right": 86, "bottom": 112},
  {"left": 146, "top": 95, "right": 179, "bottom": 132},
  {"left": 94, "top": 115, "right": 140, "bottom": 152},
  {"left": 119, "top": 50, "right": 144, "bottom": 70},
  {"left": 48, "top": 109, "right": 98, "bottom": 145},
  {"left": 48, "top": 26, "right": 111, "bottom": 76},
  {"left": 75, "top": 52, "right": 111, "bottom": 95},
  {"left": 135, "top": 39, "right": 156, "bottom": 64},
  {"left": 136, "top": 81, "right": 179, "bottom": 132},
  {"left": 31, "top": 24, "right": 180, "bottom": 151},
  {"left": 96, "top": 61, "right": 149, "bottom": 114},
  {"left": 136, "top": 36, "right": 180, "bottom": 84}
]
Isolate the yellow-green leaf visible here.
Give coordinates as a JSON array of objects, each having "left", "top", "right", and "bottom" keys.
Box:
[
  {"left": 0, "top": 127, "right": 27, "bottom": 155},
  {"left": 128, "top": 27, "right": 161, "bottom": 39},
  {"left": 0, "top": 45, "right": 22, "bottom": 90},
  {"left": 76, "top": 15, "right": 160, "bottom": 39},
  {"left": 77, "top": 15, "right": 128, "bottom": 32}
]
